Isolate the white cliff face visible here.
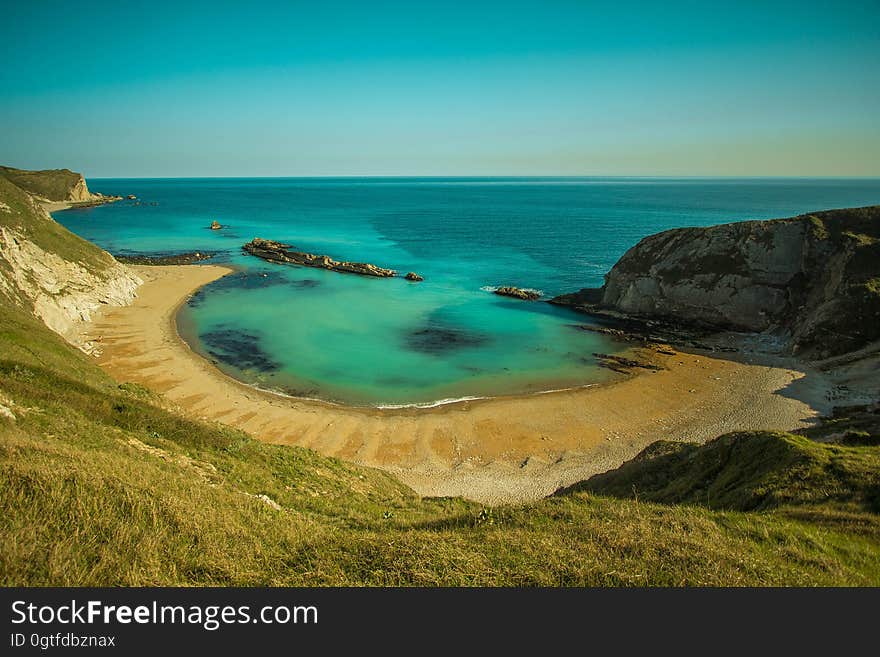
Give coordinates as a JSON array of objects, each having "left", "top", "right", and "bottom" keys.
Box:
[
  {"left": 0, "top": 223, "right": 142, "bottom": 350},
  {"left": 67, "top": 174, "right": 94, "bottom": 202}
]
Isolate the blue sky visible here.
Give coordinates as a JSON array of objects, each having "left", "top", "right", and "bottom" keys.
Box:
[{"left": 2, "top": 1, "right": 878, "bottom": 176}]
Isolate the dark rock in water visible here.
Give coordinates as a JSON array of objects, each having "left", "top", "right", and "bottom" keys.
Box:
[
  {"left": 243, "top": 238, "right": 396, "bottom": 277},
  {"left": 115, "top": 251, "right": 215, "bottom": 265},
  {"left": 201, "top": 327, "right": 280, "bottom": 372},
  {"left": 406, "top": 326, "right": 488, "bottom": 355},
  {"left": 550, "top": 287, "right": 603, "bottom": 309},
  {"left": 405, "top": 272, "right": 424, "bottom": 282},
  {"left": 494, "top": 286, "right": 541, "bottom": 301},
  {"left": 210, "top": 220, "right": 222, "bottom": 230},
  {"left": 126, "top": 194, "right": 137, "bottom": 200}
]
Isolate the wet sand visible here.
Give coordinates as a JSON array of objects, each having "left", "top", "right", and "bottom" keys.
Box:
[{"left": 78, "top": 264, "right": 829, "bottom": 503}]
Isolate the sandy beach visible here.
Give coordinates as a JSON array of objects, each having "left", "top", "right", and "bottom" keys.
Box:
[{"left": 77, "top": 264, "right": 831, "bottom": 503}]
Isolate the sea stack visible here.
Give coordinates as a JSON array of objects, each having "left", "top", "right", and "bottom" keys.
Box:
[{"left": 210, "top": 220, "right": 222, "bottom": 230}]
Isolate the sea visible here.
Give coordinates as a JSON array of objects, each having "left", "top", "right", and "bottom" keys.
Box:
[{"left": 54, "top": 177, "right": 880, "bottom": 406}]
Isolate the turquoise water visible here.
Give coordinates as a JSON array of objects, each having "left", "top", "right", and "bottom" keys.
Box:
[{"left": 56, "top": 177, "right": 880, "bottom": 406}]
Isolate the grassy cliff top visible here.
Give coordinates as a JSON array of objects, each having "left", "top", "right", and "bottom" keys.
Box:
[{"left": 0, "top": 165, "right": 88, "bottom": 202}]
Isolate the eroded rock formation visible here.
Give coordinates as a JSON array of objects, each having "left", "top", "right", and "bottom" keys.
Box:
[{"left": 243, "top": 238, "right": 396, "bottom": 277}]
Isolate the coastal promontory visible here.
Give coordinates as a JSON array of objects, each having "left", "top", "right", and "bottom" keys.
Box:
[
  {"left": 0, "top": 165, "right": 122, "bottom": 207},
  {"left": 552, "top": 206, "right": 880, "bottom": 358}
]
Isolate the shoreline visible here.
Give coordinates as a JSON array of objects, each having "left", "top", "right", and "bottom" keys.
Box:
[
  {"left": 78, "top": 263, "right": 831, "bottom": 503},
  {"left": 42, "top": 197, "right": 121, "bottom": 213}
]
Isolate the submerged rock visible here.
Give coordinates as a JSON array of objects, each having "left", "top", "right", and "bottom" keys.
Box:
[
  {"left": 243, "top": 238, "right": 397, "bottom": 277},
  {"left": 494, "top": 286, "right": 541, "bottom": 301},
  {"left": 404, "top": 272, "right": 424, "bottom": 282},
  {"left": 405, "top": 326, "right": 488, "bottom": 355}
]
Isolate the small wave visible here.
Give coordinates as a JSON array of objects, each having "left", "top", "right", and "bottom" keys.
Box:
[
  {"left": 480, "top": 285, "right": 498, "bottom": 292},
  {"left": 533, "top": 383, "right": 595, "bottom": 395},
  {"left": 376, "top": 396, "right": 486, "bottom": 409}
]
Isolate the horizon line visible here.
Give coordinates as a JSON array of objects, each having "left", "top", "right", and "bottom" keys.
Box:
[{"left": 86, "top": 174, "right": 880, "bottom": 180}]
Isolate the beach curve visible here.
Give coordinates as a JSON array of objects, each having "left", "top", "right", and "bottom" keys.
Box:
[{"left": 78, "top": 263, "right": 827, "bottom": 503}]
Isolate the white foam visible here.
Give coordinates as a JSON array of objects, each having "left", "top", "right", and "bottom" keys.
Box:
[{"left": 376, "top": 396, "right": 486, "bottom": 409}]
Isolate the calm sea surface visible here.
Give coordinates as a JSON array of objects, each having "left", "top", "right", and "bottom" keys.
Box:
[{"left": 55, "top": 177, "right": 880, "bottom": 406}]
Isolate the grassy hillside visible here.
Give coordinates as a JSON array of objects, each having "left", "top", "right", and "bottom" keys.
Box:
[
  {"left": 2, "top": 290, "right": 880, "bottom": 585},
  {"left": 0, "top": 165, "right": 86, "bottom": 202},
  {"left": 575, "top": 429, "right": 880, "bottom": 514}
]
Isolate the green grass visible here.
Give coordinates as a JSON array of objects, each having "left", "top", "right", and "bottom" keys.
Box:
[{"left": 574, "top": 430, "right": 880, "bottom": 514}]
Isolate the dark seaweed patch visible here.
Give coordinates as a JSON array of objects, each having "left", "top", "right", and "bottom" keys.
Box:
[
  {"left": 405, "top": 326, "right": 489, "bottom": 355},
  {"left": 201, "top": 327, "right": 280, "bottom": 372},
  {"left": 205, "top": 271, "right": 321, "bottom": 292},
  {"left": 187, "top": 273, "right": 320, "bottom": 309},
  {"left": 210, "top": 271, "right": 289, "bottom": 291},
  {"left": 292, "top": 278, "right": 320, "bottom": 289}
]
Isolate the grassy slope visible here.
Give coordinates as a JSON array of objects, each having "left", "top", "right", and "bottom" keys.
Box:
[
  {"left": 1, "top": 175, "right": 879, "bottom": 585},
  {"left": 0, "top": 165, "right": 85, "bottom": 202},
  {"left": 575, "top": 430, "right": 880, "bottom": 514}
]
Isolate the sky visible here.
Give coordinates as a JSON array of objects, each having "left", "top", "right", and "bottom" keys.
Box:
[{"left": 1, "top": 0, "right": 879, "bottom": 177}]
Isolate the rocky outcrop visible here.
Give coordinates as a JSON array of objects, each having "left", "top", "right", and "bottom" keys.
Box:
[
  {"left": 0, "top": 174, "right": 141, "bottom": 350},
  {"left": 552, "top": 206, "right": 880, "bottom": 358},
  {"left": 494, "top": 286, "right": 541, "bottom": 301},
  {"left": 243, "top": 238, "right": 397, "bottom": 277},
  {"left": 405, "top": 272, "right": 424, "bottom": 282},
  {"left": 210, "top": 220, "right": 222, "bottom": 230},
  {"left": 115, "top": 251, "right": 214, "bottom": 265}
]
